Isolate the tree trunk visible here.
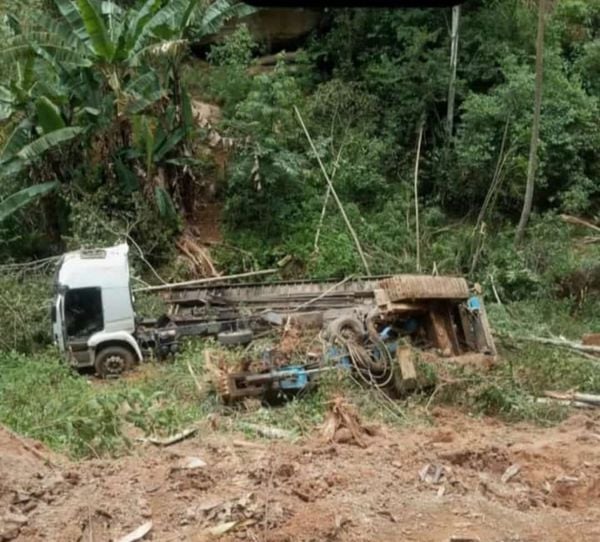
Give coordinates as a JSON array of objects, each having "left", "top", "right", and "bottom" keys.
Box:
[
  {"left": 446, "top": 5, "right": 460, "bottom": 137},
  {"left": 515, "top": 0, "right": 546, "bottom": 246}
]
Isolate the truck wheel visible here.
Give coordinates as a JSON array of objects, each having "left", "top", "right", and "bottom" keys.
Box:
[
  {"left": 326, "top": 316, "right": 365, "bottom": 342},
  {"left": 95, "top": 346, "right": 134, "bottom": 379},
  {"left": 217, "top": 329, "right": 253, "bottom": 346}
]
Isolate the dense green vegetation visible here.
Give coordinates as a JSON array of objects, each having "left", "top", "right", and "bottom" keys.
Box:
[
  {"left": 0, "top": 1, "right": 599, "bottom": 457},
  {"left": 1, "top": 1, "right": 599, "bottom": 279}
]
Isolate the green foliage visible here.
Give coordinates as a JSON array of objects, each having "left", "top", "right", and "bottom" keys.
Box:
[
  {"left": 0, "top": 0, "right": 250, "bottom": 262},
  {"left": 0, "top": 343, "right": 217, "bottom": 457},
  {"left": 208, "top": 23, "right": 256, "bottom": 67},
  {"left": 456, "top": 54, "right": 600, "bottom": 216},
  {"left": 0, "top": 181, "right": 57, "bottom": 223},
  {"left": 0, "top": 350, "right": 126, "bottom": 457},
  {"left": 0, "top": 272, "right": 53, "bottom": 352}
]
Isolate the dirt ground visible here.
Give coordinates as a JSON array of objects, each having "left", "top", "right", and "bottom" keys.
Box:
[{"left": 2, "top": 407, "right": 600, "bottom": 542}]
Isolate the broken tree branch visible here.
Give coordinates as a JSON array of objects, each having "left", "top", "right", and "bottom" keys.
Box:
[
  {"left": 143, "top": 426, "right": 199, "bottom": 446},
  {"left": 496, "top": 332, "right": 600, "bottom": 361},
  {"left": 134, "top": 268, "right": 278, "bottom": 293},
  {"left": 294, "top": 106, "right": 371, "bottom": 274},
  {"left": 523, "top": 335, "right": 600, "bottom": 355},
  {"left": 101, "top": 223, "right": 168, "bottom": 286},
  {"left": 544, "top": 391, "right": 600, "bottom": 406},
  {"left": 560, "top": 214, "right": 600, "bottom": 233},
  {"left": 536, "top": 397, "right": 596, "bottom": 410},
  {"left": 116, "top": 521, "right": 153, "bottom": 542}
]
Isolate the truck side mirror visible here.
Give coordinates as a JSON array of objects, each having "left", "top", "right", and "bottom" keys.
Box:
[{"left": 51, "top": 305, "right": 57, "bottom": 323}]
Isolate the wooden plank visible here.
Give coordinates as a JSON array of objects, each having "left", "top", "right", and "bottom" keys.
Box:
[
  {"left": 583, "top": 333, "right": 600, "bottom": 347},
  {"left": 458, "top": 305, "right": 477, "bottom": 351},
  {"left": 382, "top": 302, "right": 428, "bottom": 314},
  {"left": 442, "top": 302, "right": 461, "bottom": 355},
  {"left": 475, "top": 298, "right": 497, "bottom": 356},
  {"left": 398, "top": 346, "right": 417, "bottom": 387},
  {"left": 374, "top": 288, "right": 390, "bottom": 310},
  {"left": 427, "top": 304, "right": 454, "bottom": 357},
  {"left": 393, "top": 344, "right": 417, "bottom": 393},
  {"left": 379, "top": 275, "right": 469, "bottom": 301}
]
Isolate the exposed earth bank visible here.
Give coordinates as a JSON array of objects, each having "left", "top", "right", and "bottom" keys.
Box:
[{"left": 2, "top": 408, "right": 599, "bottom": 542}]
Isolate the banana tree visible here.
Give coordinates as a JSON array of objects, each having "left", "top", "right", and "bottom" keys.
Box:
[
  {"left": 4, "top": 0, "right": 253, "bottom": 210},
  {"left": 0, "top": 181, "right": 58, "bottom": 223}
]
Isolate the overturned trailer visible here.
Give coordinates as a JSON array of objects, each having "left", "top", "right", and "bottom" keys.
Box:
[
  {"left": 189, "top": 275, "right": 496, "bottom": 402},
  {"left": 162, "top": 273, "right": 496, "bottom": 358},
  {"left": 52, "top": 243, "right": 494, "bottom": 379}
]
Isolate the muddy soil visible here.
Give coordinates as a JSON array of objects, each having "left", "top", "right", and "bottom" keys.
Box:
[{"left": 2, "top": 408, "right": 600, "bottom": 542}]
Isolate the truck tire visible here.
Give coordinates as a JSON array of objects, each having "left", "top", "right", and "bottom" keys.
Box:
[
  {"left": 326, "top": 316, "right": 365, "bottom": 342},
  {"left": 217, "top": 329, "right": 254, "bottom": 346},
  {"left": 95, "top": 345, "right": 135, "bottom": 379}
]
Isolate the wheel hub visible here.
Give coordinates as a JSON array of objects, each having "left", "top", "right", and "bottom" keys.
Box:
[{"left": 104, "top": 354, "right": 126, "bottom": 375}]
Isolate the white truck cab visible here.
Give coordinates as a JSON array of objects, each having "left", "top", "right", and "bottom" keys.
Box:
[{"left": 52, "top": 243, "right": 143, "bottom": 377}]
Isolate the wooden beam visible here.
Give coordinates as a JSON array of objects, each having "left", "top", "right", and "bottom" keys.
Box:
[
  {"left": 427, "top": 303, "right": 455, "bottom": 357},
  {"left": 393, "top": 344, "right": 417, "bottom": 393}
]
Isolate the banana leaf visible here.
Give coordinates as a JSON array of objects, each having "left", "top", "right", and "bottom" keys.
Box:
[{"left": 0, "top": 182, "right": 58, "bottom": 223}]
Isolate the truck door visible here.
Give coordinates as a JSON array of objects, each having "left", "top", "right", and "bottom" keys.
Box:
[{"left": 63, "top": 287, "right": 104, "bottom": 366}]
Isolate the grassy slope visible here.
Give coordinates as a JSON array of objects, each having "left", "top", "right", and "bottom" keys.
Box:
[{"left": 1, "top": 296, "right": 598, "bottom": 459}]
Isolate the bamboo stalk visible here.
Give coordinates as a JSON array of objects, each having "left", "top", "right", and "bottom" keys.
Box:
[
  {"left": 134, "top": 268, "right": 278, "bottom": 292},
  {"left": 314, "top": 136, "right": 347, "bottom": 252},
  {"left": 294, "top": 106, "right": 371, "bottom": 274},
  {"left": 414, "top": 121, "right": 425, "bottom": 273},
  {"left": 446, "top": 5, "right": 460, "bottom": 136}
]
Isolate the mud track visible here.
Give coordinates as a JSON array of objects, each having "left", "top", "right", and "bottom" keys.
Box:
[{"left": 2, "top": 408, "right": 600, "bottom": 542}]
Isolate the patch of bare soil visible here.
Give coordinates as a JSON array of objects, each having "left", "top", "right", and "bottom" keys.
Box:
[{"left": 3, "top": 409, "right": 600, "bottom": 542}]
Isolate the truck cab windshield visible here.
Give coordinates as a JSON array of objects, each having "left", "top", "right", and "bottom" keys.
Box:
[{"left": 64, "top": 287, "right": 103, "bottom": 339}]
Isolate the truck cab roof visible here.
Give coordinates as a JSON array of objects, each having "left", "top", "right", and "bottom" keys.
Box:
[{"left": 56, "top": 243, "right": 131, "bottom": 290}]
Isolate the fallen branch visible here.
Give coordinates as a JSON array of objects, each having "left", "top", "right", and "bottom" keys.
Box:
[
  {"left": 560, "top": 214, "right": 600, "bottom": 233},
  {"left": 239, "top": 423, "right": 293, "bottom": 440},
  {"left": 176, "top": 234, "right": 219, "bottom": 277},
  {"left": 134, "top": 268, "right": 278, "bottom": 293},
  {"left": 536, "top": 397, "right": 596, "bottom": 410},
  {"left": 522, "top": 335, "right": 600, "bottom": 355},
  {"left": 496, "top": 332, "right": 600, "bottom": 361},
  {"left": 143, "top": 426, "right": 198, "bottom": 446},
  {"left": 544, "top": 390, "right": 600, "bottom": 406},
  {"left": 0, "top": 255, "right": 61, "bottom": 272},
  {"left": 116, "top": 521, "right": 153, "bottom": 542}
]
